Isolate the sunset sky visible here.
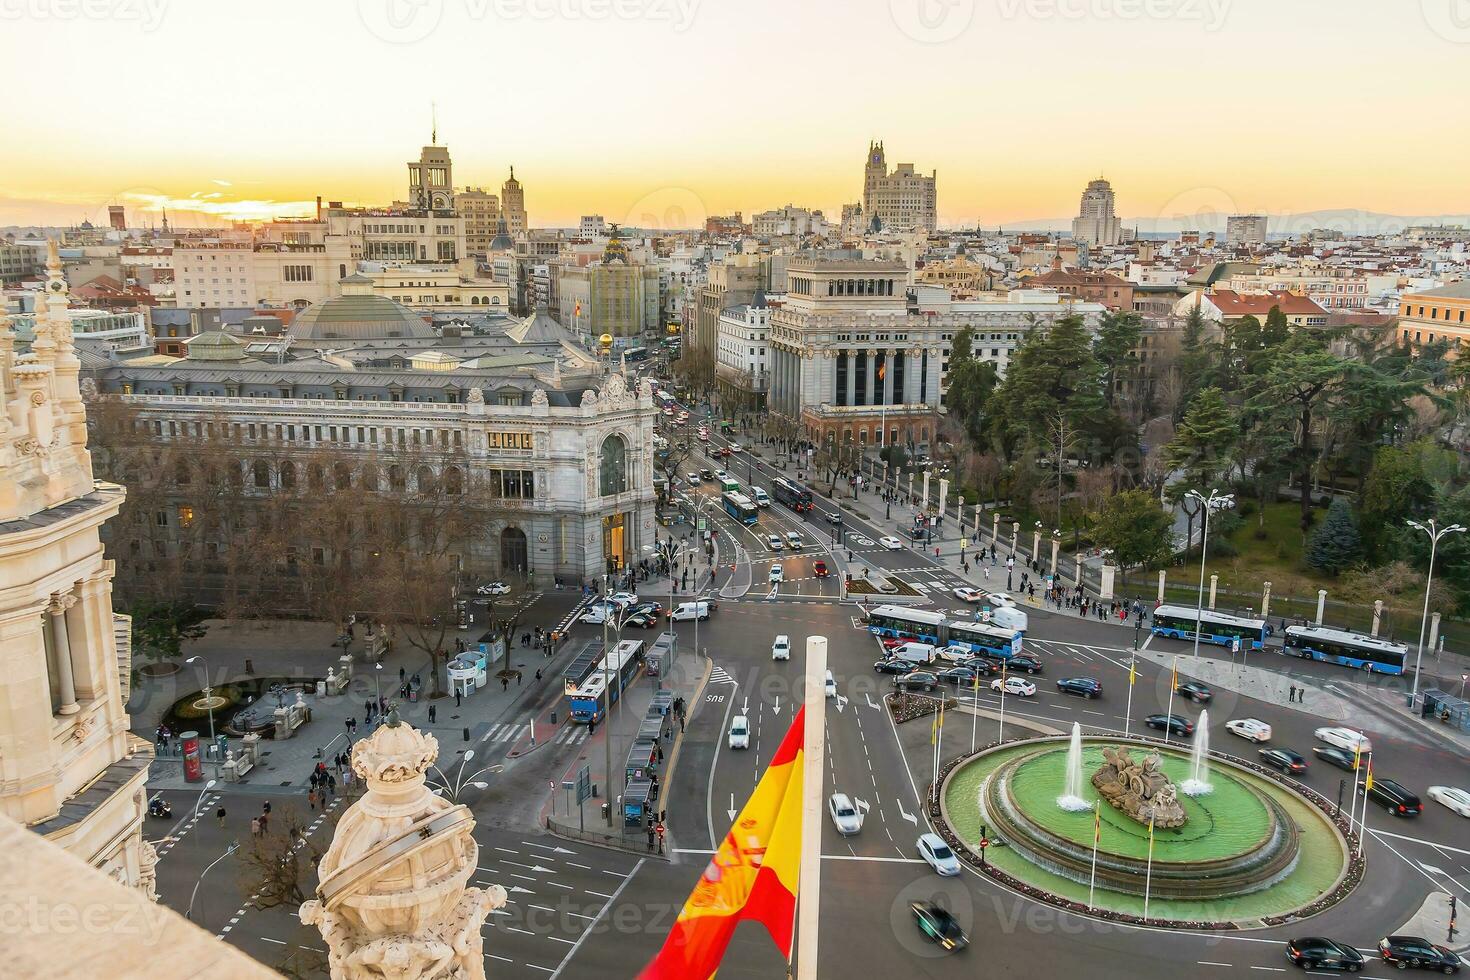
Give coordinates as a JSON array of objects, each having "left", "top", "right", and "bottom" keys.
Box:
[{"left": 3, "top": 0, "right": 1468, "bottom": 231}]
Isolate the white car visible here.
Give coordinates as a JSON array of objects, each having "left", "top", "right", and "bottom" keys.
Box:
[
  {"left": 579, "top": 606, "right": 609, "bottom": 625},
  {"left": 879, "top": 535, "right": 903, "bottom": 550},
  {"left": 1225, "top": 718, "right": 1272, "bottom": 743},
  {"left": 828, "top": 792, "right": 862, "bottom": 835},
  {"left": 772, "top": 635, "right": 791, "bottom": 661},
  {"left": 606, "top": 592, "right": 639, "bottom": 608},
  {"left": 785, "top": 531, "right": 803, "bottom": 548},
  {"left": 766, "top": 534, "right": 784, "bottom": 551},
  {"left": 917, "top": 832, "right": 962, "bottom": 876},
  {"left": 824, "top": 670, "right": 836, "bottom": 698},
  {"left": 953, "top": 586, "right": 986, "bottom": 603},
  {"left": 714, "top": 470, "right": 730, "bottom": 482},
  {"left": 986, "top": 592, "right": 1017, "bottom": 607},
  {"left": 728, "top": 716, "right": 750, "bottom": 750},
  {"left": 476, "top": 581, "right": 511, "bottom": 597},
  {"left": 1428, "top": 786, "right": 1470, "bottom": 817},
  {"left": 728, "top": 442, "right": 743, "bottom": 453},
  {"left": 769, "top": 564, "right": 784, "bottom": 583},
  {"left": 991, "top": 676, "right": 1036, "bottom": 697},
  {"left": 1314, "top": 727, "right": 1372, "bottom": 755}
]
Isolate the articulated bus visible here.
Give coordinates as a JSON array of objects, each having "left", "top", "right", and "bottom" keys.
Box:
[
  {"left": 770, "top": 476, "right": 813, "bottom": 513},
  {"left": 1284, "top": 625, "right": 1409, "bottom": 675},
  {"left": 946, "top": 619, "right": 1024, "bottom": 658},
  {"left": 566, "top": 639, "right": 645, "bottom": 723},
  {"left": 624, "top": 346, "right": 650, "bottom": 363},
  {"left": 1151, "top": 604, "right": 1268, "bottom": 649},
  {"left": 721, "top": 491, "right": 760, "bottom": 525}
]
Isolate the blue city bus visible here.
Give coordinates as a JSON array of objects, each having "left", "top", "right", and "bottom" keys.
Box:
[
  {"left": 865, "top": 605, "right": 946, "bottom": 645},
  {"left": 1284, "top": 625, "right": 1408, "bottom": 675},
  {"left": 945, "top": 620, "right": 1024, "bottom": 659},
  {"left": 1151, "top": 604, "right": 1268, "bottom": 649},
  {"left": 722, "top": 491, "right": 759, "bottom": 525},
  {"left": 566, "top": 639, "right": 644, "bottom": 723}
]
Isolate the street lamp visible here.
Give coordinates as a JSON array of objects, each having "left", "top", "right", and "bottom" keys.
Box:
[
  {"left": 1184, "top": 489, "right": 1234, "bottom": 658},
  {"left": 1406, "top": 518, "right": 1466, "bottom": 706},
  {"left": 192, "top": 778, "right": 219, "bottom": 820},
  {"left": 183, "top": 655, "right": 221, "bottom": 776},
  {"left": 430, "top": 748, "right": 496, "bottom": 801},
  {"left": 187, "top": 840, "right": 239, "bottom": 924},
  {"left": 373, "top": 662, "right": 384, "bottom": 715}
]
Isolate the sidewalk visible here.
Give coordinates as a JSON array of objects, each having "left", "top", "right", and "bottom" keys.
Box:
[
  {"left": 542, "top": 645, "right": 711, "bottom": 857},
  {"left": 134, "top": 592, "right": 586, "bottom": 794}
]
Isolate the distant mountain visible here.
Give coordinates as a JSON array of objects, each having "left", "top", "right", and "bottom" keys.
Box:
[{"left": 986, "top": 209, "right": 1470, "bottom": 237}]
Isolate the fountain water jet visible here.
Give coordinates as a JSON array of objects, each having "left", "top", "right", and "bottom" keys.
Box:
[
  {"left": 1057, "top": 722, "right": 1091, "bottom": 811},
  {"left": 1181, "top": 708, "right": 1214, "bottom": 796}
]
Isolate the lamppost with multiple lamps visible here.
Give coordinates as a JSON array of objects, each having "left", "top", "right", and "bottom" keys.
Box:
[
  {"left": 183, "top": 654, "right": 221, "bottom": 776},
  {"left": 1406, "top": 518, "right": 1466, "bottom": 706},
  {"left": 1184, "top": 489, "right": 1234, "bottom": 659}
]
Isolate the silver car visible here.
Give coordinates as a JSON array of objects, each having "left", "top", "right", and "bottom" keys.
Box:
[
  {"left": 828, "top": 792, "right": 862, "bottom": 835},
  {"left": 917, "top": 832, "right": 962, "bottom": 876}
]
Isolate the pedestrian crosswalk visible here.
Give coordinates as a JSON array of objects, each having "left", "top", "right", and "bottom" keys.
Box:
[
  {"left": 709, "top": 664, "right": 737, "bottom": 685},
  {"left": 484, "top": 721, "right": 592, "bottom": 746}
]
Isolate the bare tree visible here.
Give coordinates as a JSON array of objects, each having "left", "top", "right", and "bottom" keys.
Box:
[{"left": 237, "top": 805, "right": 331, "bottom": 910}]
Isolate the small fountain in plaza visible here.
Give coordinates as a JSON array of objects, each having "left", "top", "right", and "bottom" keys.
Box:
[
  {"left": 1181, "top": 709, "right": 1214, "bottom": 797},
  {"left": 1057, "top": 722, "right": 1091, "bottom": 811}
]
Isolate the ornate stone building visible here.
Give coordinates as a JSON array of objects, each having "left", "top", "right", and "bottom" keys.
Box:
[
  {"left": 0, "top": 242, "right": 152, "bottom": 895},
  {"left": 862, "top": 141, "right": 937, "bottom": 234}
]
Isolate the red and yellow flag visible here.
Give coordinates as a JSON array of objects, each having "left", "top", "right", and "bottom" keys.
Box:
[
  {"left": 640, "top": 706, "right": 806, "bottom": 979},
  {"left": 1093, "top": 803, "right": 1102, "bottom": 845},
  {"left": 1364, "top": 759, "right": 1375, "bottom": 792}
]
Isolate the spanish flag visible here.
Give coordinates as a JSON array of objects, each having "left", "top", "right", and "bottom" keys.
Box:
[
  {"left": 1093, "top": 803, "right": 1102, "bottom": 845},
  {"left": 640, "top": 707, "right": 805, "bottom": 979},
  {"left": 1364, "top": 759, "right": 1375, "bottom": 792},
  {"left": 1170, "top": 659, "right": 1178, "bottom": 691},
  {"left": 877, "top": 362, "right": 886, "bottom": 381},
  {"left": 1353, "top": 742, "right": 1363, "bottom": 772}
]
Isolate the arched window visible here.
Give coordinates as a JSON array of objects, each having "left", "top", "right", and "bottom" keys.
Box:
[
  {"left": 491, "top": 296, "right": 501, "bottom": 305},
  {"left": 388, "top": 465, "right": 405, "bottom": 491},
  {"left": 444, "top": 466, "right": 463, "bottom": 495},
  {"left": 253, "top": 460, "right": 270, "bottom": 488},
  {"left": 416, "top": 465, "right": 435, "bottom": 494},
  {"left": 308, "top": 462, "right": 325, "bottom": 491},
  {"left": 279, "top": 460, "right": 297, "bottom": 489},
  {"left": 361, "top": 466, "right": 380, "bottom": 492},
  {"left": 599, "top": 434, "right": 629, "bottom": 496},
  {"left": 334, "top": 463, "right": 352, "bottom": 491},
  {"left": 175, "top": 458, "right": 191, "bottom": 485}
]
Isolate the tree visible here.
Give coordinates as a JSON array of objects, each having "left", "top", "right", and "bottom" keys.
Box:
[
  {"left": 1162, "top": 386, "right": 1238, "bottom": 550},
  {"left": 129, "top": 599, "right": 209, "bottom": 664},
  {"left": 1305, "top": 497, "right": 1362, "bottom": 576},
  {"left": 987, "top": 314, "right": 1120, "bottom": 461},
  {"left": 1093, "top": 310, "right": 1144, "bottom": 407},
  {"left": 1358, "top": 439, "right": 1459, "bottom": 556},
  {"left": 944, "top": 354, "right": 999, "bottom": 447},
  {"left": 1090, "top": 489, "right": 1175, "bottom": 577},
  {"left": 238, "top": 805, "right": 330, "bottom": 910},
  {"left": 1175, "top": 303, "right": 1214, "bottom": 419}
]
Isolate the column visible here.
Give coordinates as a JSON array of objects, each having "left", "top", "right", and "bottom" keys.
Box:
[
  {"left": 834, "top": 351, "right": 845, "bottom": 405},
  {"left": 1157, "top": 570, "right": 1167, "bottom": 603},
  {"left": 1315, "top": 590, "right": 1327, "bottom": 626},
  {"left": 49, "top": 593, "right": 80, "bottom": 715},
  {"left": 1208, "top": 574, "right": 1218, "bottom": 610},
  {"left": 1371, "top": 600, "right": 1383, "bottom": 638},
  {"left": 884, "top": 349, "right": 895, "bottom": 406},
  {"left": 1031, "top": 528, "right": 1041, "bottom": 557},
  {"left": 938, "top": 478, "right": 949, "bottom": 517},
  {"left": 1429, "top": 612, "right": 1442, "bottom": 656},
  {"left": 845, "top": 350, "right": 856, "bottom": 408},
  {"left": 1009, "top": 522, "right": 1019, "bottom": 554},
  {"left": 1049, "top": 537, "right": 1059, "bottom": 578},
  {"left": 864, "top": 352, "right": 875, "bottom": 408},
  {"left": 992, "top": 512, "right": 999, "bottom": 544},
  {"left": 1261, "top": 581, "right": 1272, "bottom": 618}
]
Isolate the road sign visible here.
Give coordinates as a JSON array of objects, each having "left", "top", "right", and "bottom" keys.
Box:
[
  {"left": 575, "top": 764, "right": 592, "bottom": 804},
  {"left": 979, "top": 838, "right": 990, "bottom": 849},
  {"left": 1231, "top": 637, "right": 1241, "bottom": 654}
]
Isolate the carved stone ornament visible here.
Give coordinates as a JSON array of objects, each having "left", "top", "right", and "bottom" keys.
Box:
[
  {"left": 137, "top": 839, "right": 159, "bottom": 903},
  {"left": 1091, "top": 746, "right": 1187, "bottom": 829},
  {"left": 531, "top": 387, "right": 548, "bottom": 407},
  {"left": 465, "top": 387, "right": 485, "bottom": 405}
]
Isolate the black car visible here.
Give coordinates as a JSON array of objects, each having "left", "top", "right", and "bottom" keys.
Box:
[
  {"left": 1005, "top": 655, "right": 1044, "bottom": 675},
  {"left": 1259, "top": 748, "right": 1308, "bottom": 775},
  {"left": 1145, "top": 713, "right": 1194, "bottom": 737},
  {"left": 1313, "top": 745, "right": 1362, "bottom": 772},
  {"left": 894, "top": 671, "right": 940, "bottom": 692},
  {"left": 1056, "top": 677, "right": 1102, "bottom": 699},
  {"left": 937, "top": 666, "right": 983, "bottom": 686},
  {"left": 628, "top": 602, "right": 663, "bottom": 618},
  {"left": 873, "top": 658, "right": 911, "bottom": 675},
  {"left": 1378, "top": 935, "right": 1461, "bottom": 973},
  {"left": 910, "top": 901, "right": 968, "bottom": 952},
  {"left": 960, "top": 658, "right": 998, "bottom": 677},
  {"left": 699, "top": 468, "right": 714, "bottom": 481},
  {"left": 624, "top": 611, "right": 661, "bottom": 629},
  {"left": 1361, "top": 778, "right": 1423, "bottom": 817},
  {"left": 1176, "top": 681, "right": 1213, "bottom": 703},
  {"left": 1286, "top": 937, "right": 1365, "bottom": 971}
]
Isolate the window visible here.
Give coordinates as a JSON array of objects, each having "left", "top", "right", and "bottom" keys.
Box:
[{"left": 599, "top": 435, "right": 629, "bottom": 496}]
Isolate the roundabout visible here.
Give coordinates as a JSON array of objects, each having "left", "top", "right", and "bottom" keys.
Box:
[{"left": 938, "top": 734, "right": 1356, "bottom": 927}]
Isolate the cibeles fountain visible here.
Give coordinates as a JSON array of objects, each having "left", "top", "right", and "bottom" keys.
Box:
[
  {"left": 937, "top": 726, "right": 1354, "bottom": 926},
  {"left": 300, "top": 711, "right": 507, "bottom": 979}
]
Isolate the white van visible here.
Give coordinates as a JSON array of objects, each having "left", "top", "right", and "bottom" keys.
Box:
[
  {"left": 670, "top": 600, "right": 715, "bottom": 621},
  {"left": 992, "top": 605, "right": 1029, "bottom": 634},
  {"left": 889, "top": 642, "right": 939, "bottom": 665},
  {"left": 751, "top": 487, "right": 771, "bottom": 508}
]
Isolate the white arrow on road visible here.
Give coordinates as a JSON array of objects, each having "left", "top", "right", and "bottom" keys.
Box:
[
  {"left": 742, "top": 696, "right": 749, "bottom": 713},
  {"left": 854, "top": 797, "right": 870, "bottom": 813},
  {"left": 502, "top": 861, "right": 555, "bottom": 873},
  {"left": 508, "top": 885, "right": 536, "bottom": 894},
  {"left": 834, "top": 694, "right": 848, "bottom": 713},
  {"left": 897, "top": 801, "right": 918, "bottom": 825},
  {"left": 865, "top": 693, "right": 879, "bottom": 710},
  {"left": 523, "top": 842, "right": 575, "bottom": 854},
  {"left": 728, "top": 793, "right": 737, "bottom": 821},
  {"left": 772, "top": 696, "right": 782, "bottom": 715}
]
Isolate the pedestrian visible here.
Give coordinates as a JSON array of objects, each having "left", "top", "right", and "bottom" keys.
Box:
[
  {"left": 258, "top": 811, "right": 269, "bottom": 834},
  {"left": 216, "top": 806, "right": 226, "bottom": 828},
  {"left": 344, "top": 718, "right": 353, "bottom": 736},
  {"left": 262, "top": 800, "right": 272, "bottom": 816},
  {"left": 399, "top": 666, "right": 406, "bottom": 683},
  {"left": 516, "top": 671, "right": 522, "bottom": 686},
  {"left": 327, "top": 774, "right": 336, "bottom": 797},
  {"left": 455, "top": 689, "right": 462, "bottom": 708},
  {"left": 535, "top": 668, "right": 543, "bottom": 682},
  {"left": 251, "top": 817, "right": 261, "bottom": 836},
  {"left": 308, "top": 789, "right": 318, "bottom": 811},
  {"left": 501, "top": 676, "right": 509, "bottom": 692},
  {"left": 428, "top": 703, "right": 437, "bottom": 723},
  {"left": 1288, "top": 684, "right": 1296, "bottom": 702},
  {"left": 647, "top": 827, "right": 656, "bottom": 851}
]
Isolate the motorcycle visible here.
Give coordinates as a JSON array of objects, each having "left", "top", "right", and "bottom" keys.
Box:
[{"left": 147, "top": 798, "right": 172, "bottom": 820}]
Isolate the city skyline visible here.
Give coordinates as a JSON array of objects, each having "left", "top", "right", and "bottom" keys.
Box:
[{"left": 3, "top": 0, "right": 1469, "bottom": 231}]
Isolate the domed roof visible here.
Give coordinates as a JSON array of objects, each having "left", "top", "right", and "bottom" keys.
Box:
[
  {"left": 287, "top": 292, "right": 434, "bottom": 341},
  {"left": 184, "top": 330, "right": 250, "bottom": 361},
  {"left": 488, "top": 217, "right": 513, "bottom": 252}
]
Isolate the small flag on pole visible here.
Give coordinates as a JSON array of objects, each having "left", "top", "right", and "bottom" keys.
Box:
[
  {"left": 1129, "top": 661, "right": 1136, "bottom": 687},
  {"left": 1094, "top": 804, "right": 1102, "bottom": 845},
  {"left": 1353, "top": 742, "right": 1362, "bottom": 771},
  {"left": 1364, "top": 759, "right": 1375, "bottom": 792},
  {"left": 1170, "top": 659, "right": 1177, "bottom": 690}
]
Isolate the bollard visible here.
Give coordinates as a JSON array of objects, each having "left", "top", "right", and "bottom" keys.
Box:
[
  {"left": 550, "top": 711, "right": 558, "bottom": 725},
  {"left": 463, "top": 727, "right": 470, "bottom": 741}
]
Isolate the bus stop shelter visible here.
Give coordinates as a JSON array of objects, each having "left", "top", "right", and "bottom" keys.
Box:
[
  {"left": 625, "top": 741, "right": 657, "bottom": 784},
  {"left": 1421, "top": 689, "right": 1470, "bottom": 733},
  {"left": 623, "top": 778, "right": 654, "bottom": 827}
]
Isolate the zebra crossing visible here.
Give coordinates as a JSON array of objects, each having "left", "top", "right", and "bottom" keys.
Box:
[{"left": 484, "top": 721, "right": 592, "bottom": 746}]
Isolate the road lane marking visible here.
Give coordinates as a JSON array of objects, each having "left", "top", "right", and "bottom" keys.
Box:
[{"left": 549, "top": 858, "right": 645, "bottom": 980}]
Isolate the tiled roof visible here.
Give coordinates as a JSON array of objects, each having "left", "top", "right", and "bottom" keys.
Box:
[{"left": 1207, "top": 289, "right": 1327, "bottom": 316}]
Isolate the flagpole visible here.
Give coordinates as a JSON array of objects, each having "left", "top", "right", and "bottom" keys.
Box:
[
  {"left": 1088, "top": 802, "right": 1101, "bottom": 911},
  {"left": 1163, "top": 657, "right": 1179, "bottom": 746},
  {"left": 970, "top": 672, "right": 979, "bottom": 754},
  {"left": 933, "top": 698, "right": 945, "bottom": 804},
  {"left": 998, "top": 664, "right": 1007, "bottom": 742},
  {"left": 1348, "top": 741, "right": 1363, "bottom": 844},
  {"left": 1143, "top": 815, "right": 1156, "bottom": 921},
  {"left": 1358, "top": 766, "right": 1371, "bottom": 860},
  {"left": 794, "top": 636, "right": 827, "bottom": 980},
  {"left": 1124, "top": 655, "right": 1136, "bottom": 738}
]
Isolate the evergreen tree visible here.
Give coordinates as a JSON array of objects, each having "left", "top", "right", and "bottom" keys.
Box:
[
  {"left": 1162, "top": 386, "right": 1238, "bottom": 549},
  {"left": 1091, "top": 489, "right": 1175, "bottom": 575},
  {"left": 1093, "top": 311, "right": 1143, "bottom": 406},
  {"left": 1305, "top": 497, "right": 1363, "bottom": 575}
]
